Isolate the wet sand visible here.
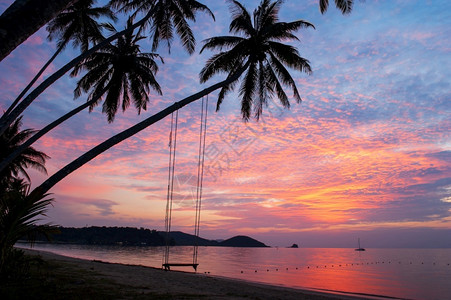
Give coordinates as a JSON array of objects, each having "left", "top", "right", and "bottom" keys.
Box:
[{"left": 22, "top": 248, "right": 369, "bottom": 299}]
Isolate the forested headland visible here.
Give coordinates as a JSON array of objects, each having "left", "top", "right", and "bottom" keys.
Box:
[{"left": 32, "top": 226, "right": 268, "bottom": 247}]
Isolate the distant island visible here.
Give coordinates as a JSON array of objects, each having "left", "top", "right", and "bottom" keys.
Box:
[{"left": 33, "top": 226, "right": 268, "bottom": 248}]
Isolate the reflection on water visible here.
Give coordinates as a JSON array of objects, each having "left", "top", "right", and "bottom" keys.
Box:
[{"left": 19, "top": 243, "right": 451, "bottom": 300}]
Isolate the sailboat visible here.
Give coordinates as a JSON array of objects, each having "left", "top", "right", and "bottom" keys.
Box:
[{"left": 355, "top": 238, "right": 365, "bottom": 251}]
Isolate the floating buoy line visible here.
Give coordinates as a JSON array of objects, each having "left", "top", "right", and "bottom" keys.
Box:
[{"left": 198, "top": 259, "right": 450, "bottom": 275}]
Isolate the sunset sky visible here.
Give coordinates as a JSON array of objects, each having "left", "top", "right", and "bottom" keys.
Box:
[{"left": 1, "top": 0, "right": 450, "bottom": 247}]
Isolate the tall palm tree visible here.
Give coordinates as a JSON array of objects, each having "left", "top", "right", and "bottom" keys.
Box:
[
  {"left": 109, "top": 0, "right": 215, "bottom": 54},
  {"left": 319, "top": 0, "right": 354, "bottom": 14},
  {"left": 29, "top": 0, "right": 314, "bottom": 199},
  {"left": 0, "top": 0, "right": 213, "bottom": 137},
  {"left": 2, "top": 0, "right": 116, "bottom": 123},
  {"left": 0, "top": 20, "right": 162, "bottom": 174},
  {"left": 0, "top": 117, "right": 49, "bottom": 187},
  {"left": 200, "top": 0, "right": 313, "bottom": 120}
]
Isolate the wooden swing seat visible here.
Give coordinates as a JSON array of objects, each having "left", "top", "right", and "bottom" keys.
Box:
[{"left": 163, "top": 263, "right": 199, "bottom": 271}]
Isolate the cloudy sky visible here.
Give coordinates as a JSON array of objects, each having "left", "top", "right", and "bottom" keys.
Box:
[{"left": 1, "top": 0, "right": 450, "bottom": 247}]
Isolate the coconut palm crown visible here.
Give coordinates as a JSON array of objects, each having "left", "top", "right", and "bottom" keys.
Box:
[
  {"left": 47, "top": 0, "right": 117, "bottom": 53},
  {"left": 109, "top": 0, "right": 214, "bottom": 54},
  {"left": 199, "top": 0, "right": 314, "bottom": 121},
  {"left": 71, "top": 19, "right": 163, "bottom": 123}
]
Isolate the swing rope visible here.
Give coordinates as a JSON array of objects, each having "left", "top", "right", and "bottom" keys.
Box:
[
  {"left": 193, "top": 95, "right": 209, "bottom": 265},
  {"left": 164, "top": 109, "right": 178, "bottom": 267},
  {"left": 163, "top": 96, "right": 209, "bottom": 271}
]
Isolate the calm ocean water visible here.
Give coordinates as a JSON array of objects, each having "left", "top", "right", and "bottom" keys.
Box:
[{"left": 18, "top": 243, "right": 451, "bottom": 300}]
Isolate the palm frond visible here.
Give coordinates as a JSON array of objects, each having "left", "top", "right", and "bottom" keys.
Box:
[
  {"left": 320, "top": 0, "right": 353, "bottom": 14},
  {"left": 171, "top": 3, "right": 196, "bottom": 54},
  {"left": 200, "top": 46, "right": 246, "bottom": 83},
  {"left": 264, "top": 20, "right": 315, "bottom": 40},
  {"left": 268, "top": 51, "right": 302, "bottom": 102},
  {"left": 200, "top": 36, "right": 244, "bottom": 53},
  {"left": 265, "top": 63, "right": 289, "bottom": 108},
  {"left": 239, "top": 61, "right": 258, "bottom": 121},
  {"left": 268, "top": 41, "right": 312, "bottom": 74},
  {"left": 229, "top": 1, "right": 254, "bottom": 36}
]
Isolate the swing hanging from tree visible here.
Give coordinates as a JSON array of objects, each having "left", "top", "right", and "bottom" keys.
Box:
[{"left": 162, "top": 95, "right": 209, "bottom": 271}]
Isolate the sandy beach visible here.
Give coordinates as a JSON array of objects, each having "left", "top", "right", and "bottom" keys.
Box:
[{"left": 13, "top": 248, "right": 371, "bottom": 299}]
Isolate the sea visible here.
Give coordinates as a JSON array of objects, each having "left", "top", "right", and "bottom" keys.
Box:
[{"left": 17, "top": 243, "right": 451, "bottom": 300}]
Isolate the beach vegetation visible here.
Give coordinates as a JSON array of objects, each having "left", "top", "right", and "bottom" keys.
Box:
[
  {"left": 0, "top": 178, "right": 56, "bottom": 279},
  {"left": 0, "top": 119, "right": 54, "bottom": 279}
]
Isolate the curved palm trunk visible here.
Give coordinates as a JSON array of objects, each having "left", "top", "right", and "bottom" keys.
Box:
[
  {"left": 29, "top": 64, "right": 248, "bottom": 200},
  {"left": 0, "top": 10, "right": 153, "bottom": 137},
  {"left": 2, "top": 44, "right": 65, "bottom": 121},
  {"left": 0, "top": 0, "right": 77, "bottom": 62},
  {"left": 0, "top": 89, "right": 106, "bottom": 174}
]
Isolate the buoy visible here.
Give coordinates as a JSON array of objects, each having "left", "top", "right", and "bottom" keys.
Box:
[{"left": 241, "top": 271, "right": 243, "bottom": 273}]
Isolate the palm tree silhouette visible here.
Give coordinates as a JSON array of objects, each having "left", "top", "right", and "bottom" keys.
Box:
[
  {"left": 200, "top": 0, "right": 313, "bottom": 120},
  {"left": 0, "top": 20, "right": 162, "bottom": 174},
  {"left": 30, "top": 0, "right": 314, "bottom": 199},
  {"left": 71, "top": 18, "right": 162, "bottom": 122},
  {"left": 0, "top": 117, "right": 49, "bottom": 187},
  {"left": 2, "top": 0, "right": 116, "bottom": 122}
]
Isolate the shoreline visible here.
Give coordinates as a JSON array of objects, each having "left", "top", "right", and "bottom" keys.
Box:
[{"left": 17, "top": 248, "right": 372, "bottom": 299}]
